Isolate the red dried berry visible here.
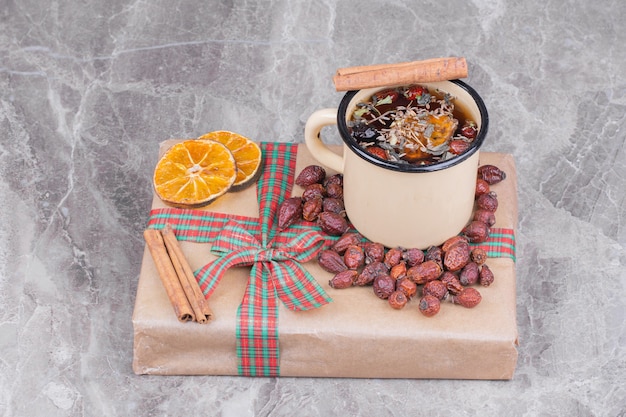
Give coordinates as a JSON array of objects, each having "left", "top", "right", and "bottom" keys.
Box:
[
  {"left": 317, "top": 212, "right": 349, "bottom": 236},
  {"left": 302, "top": 183, "right": 326, "bottom": 201},
  {"left": 473, "top": 209, "right": 496, "bottom": 227},
  {"left": 470, "top": 247, "right": 488, "bottom": 265},
  {"left": 277, "top": 197, "right": 303, "bottom": 229},
  {"left": 454, "top": 287, "right": 482, "bottom": 308},
  {"left": 462, "top": 221, "right": 490, "bottom": 243},
  {"left": 362, "top": 242, "right": 385, "bottom": 264},
  {"left": 329, "top": 270, "right": 357, "bottom": 289},
  {"left": 366, "top": 146, "right": 388, "bottom": 160},
  {"left": 322, "top": 198, "right": 345, "bottom": 215},
  {"left": 459, "top": 262, "right": 480, "bottom": 286},
  {"left": 373, "top": 274, "right": 396, "bottom": 299},
  {"left": 476, "top": 192, "right": 499, "bottom": 212},
  {"left": 332, "top": 232, "right": 362, "bottom": 254},
  {"left": 475, "top": 179, "right": 490, "bottom": 197},
  {"left": 295, "top": 165, "right": 326, "bottom": 187},
  {"left": 388, "top": 290, "right": 408, "bottom": 309},
  {"left": 343, "top": 245, "right": 365, "bottom": 270},
  {"left": 396, "top": 277, "right": 417, "bottom": 299},
  {"left": 384, "top": 247, "right": 403, "bottom": 268},
  {"left": 477, "top": 165, "right": 506, "bottom": 185},
  {"left": 403, "top": 248, "right": 425, "bottom": 267},
  {"left": 422, "top": 280, "right": 448, "bottom": 300},
  {"left": 479, "top": 264, "right": 495, "bottom": 287},
  {"left": 419, "top": 295, "right": 441, "bottom": 317}
]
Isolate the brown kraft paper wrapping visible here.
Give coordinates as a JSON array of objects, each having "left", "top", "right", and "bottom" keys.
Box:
[{"left": 132, "top": 142, "right": 519, "bottom": 379}]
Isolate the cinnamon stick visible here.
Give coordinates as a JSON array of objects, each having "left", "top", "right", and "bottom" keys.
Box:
[
  {"left": 333, "top": 57, "right": 468, "bottom": 91},
  {"left": 144, "top": 228, "right": 195, "bottom": 322},
  {"left": 161, "top": 224, "right": 212, "bottom": 323}
]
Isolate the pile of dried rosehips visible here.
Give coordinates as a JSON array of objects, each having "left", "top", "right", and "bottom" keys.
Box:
[{"left": 276, "top": 163, "right": 506, "bottom": 317}]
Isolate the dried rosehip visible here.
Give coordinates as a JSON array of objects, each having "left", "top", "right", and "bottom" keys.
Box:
[
  {"left": 326, "top": 183, "right": 343, "bottom": 200},
  {"left": 470, "top": 247, "right": 488, "bottom": 265},
  {"left": 302, "top": 197, "right": 323, "bottom": 221},
  {"left": 459, "top": 262, "right": 480, "bottom": 286},
  {"left": 388, "top": 290, "right": 408, "bottom": 309},
  {"left": 317, "top": 249, "right": 348, "bottom": 274},
  {"left": 406, "top": 260, "right": 442, "bottom": 284},
  {"left": 317, "top": 212, "right": 349, "bottom": 236},
  {"left": 390, "top": 261, "right": 407, "bottom": 280},
  {"left": 277, "top": 197, "right": 302, "bottom": 229},
  {"left": 454, "top": 287, "right": 482, "bottom": 308},
  {"left": 475, "top": 178, "right": 490, "bottom": 197},
  {"left": 419, "top": 295, "right": 441, "bottom": 317},
  {"left": 462, "top": 221, "right": 490, "bottom": 243},
  {"left": 295, "top": 165, "right": 326, "bottom": 187},
  {"left": 440, "top": 271, "right": 463, "bottom": 295},
  {"left": 332, "top": 232, "right": 362, "bottom": 254},
  {"left": 373, "top": 274, "right": 395, "bottom": 299},
  {"left": 366, "top": 146, "right": 388, "bottom": 160},
  {"left": 422, "top": 280, "right": 448, "bottom": 300},
  {"left": 343, "top": 245, "right": 365, "bottom": 270},
  {"left": 479, "top": 264, "right": 495, "bottom": 287},
  {"left": 476, "top": 192, "right": 498, "bottom": 212},
  {"left": 302, "top": 183, "right": 325, "bottom": 201},
  {"left": 362, "top": 242, "right": 385, "bottom": 264},
  {"left": 373, "top": 88, "right": 400, "bottom": 103},
  {"left": 473, "top": 209, "right": 496, "bottom": 227},
  {"left": 322, "top": 198, "right": 345, "bottom": 215},
  {"left": 425, "top": 246, "right": 443, "bottom": 265},
  {"left": 405, "top": 85, "right": 427, "bottom": 101},
  {"left": 323, "top": 173, "right": 343, "bottom": 188},
  {"left": 449, "top": 139, "right": 470, "bottom": 155},
  {"left": 478, "top": 164, "right": 506, "bottom": 185},
  {"left": 443, "top": 241, "right": 471, "bottom": 272},
  {"left": 396, "top": 277, "right": 417, "bottom": 299},
  {"left": 355, "top": 261, "right": 388, "bottom": 286},
  {"left": 442, "top": 235, "right": 469, "bottom": 253},
  {"left": 403, "top": 248, "right": 425, "bottom": 267},
  {"left": 384, "top": 247, "right": 403, "bottom": 268},
  {"left": 329, "top": 269, "right": 357, "bottom": 289},
  {"left": 460, "top": 122, "right": 478, "bottom": 140}
]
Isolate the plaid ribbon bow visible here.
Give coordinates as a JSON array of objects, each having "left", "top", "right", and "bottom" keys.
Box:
[
  {"left": 193, "top": 142, "right": 331, "bottom": 376},
  {"left": 197, "top": 219, "right": 330, "bottom": 376}
]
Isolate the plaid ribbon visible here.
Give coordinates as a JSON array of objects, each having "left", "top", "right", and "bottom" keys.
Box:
[
  {"left": 472, "top": 229, "right": 516, "bottom": 262},
  {"left": 148, "top": 142, "right": 331, "bottom": 376},
  {"left": 146, "top": 142, "right": 516, "bottom": 376}
]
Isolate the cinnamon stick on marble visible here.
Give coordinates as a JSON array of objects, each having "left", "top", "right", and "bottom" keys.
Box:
[
  {"left": 333, "top": 57, "right": 468, "bottom": 91},
  {"left": 144, "top": 228, "right": 195, "bottom": 322},
  {"left": 161, "top": 224, "right": 212, "bottom": 323}
]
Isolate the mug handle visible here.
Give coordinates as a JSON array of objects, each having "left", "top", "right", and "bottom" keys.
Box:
[{"left": 304, "top": 108, "right": 344, "bottom": 173}]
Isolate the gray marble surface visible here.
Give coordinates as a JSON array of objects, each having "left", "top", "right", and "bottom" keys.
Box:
[{"left": 1, "top": 0, "right": 625, "bottom": 416}]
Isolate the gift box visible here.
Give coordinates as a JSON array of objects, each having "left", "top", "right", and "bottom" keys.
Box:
[{"left": 132, "top": 141, "right": 518, "bottom": 379}]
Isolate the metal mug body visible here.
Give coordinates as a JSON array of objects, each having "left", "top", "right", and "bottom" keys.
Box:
[{"left": 304, "top": 80, "right": 488, "bottom": 249}]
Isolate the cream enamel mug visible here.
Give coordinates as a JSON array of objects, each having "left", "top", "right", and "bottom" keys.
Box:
[{"left": 304, "top": 80, "right": 489, "bottom": 249}]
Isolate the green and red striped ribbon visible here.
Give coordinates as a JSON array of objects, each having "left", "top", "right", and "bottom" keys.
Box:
[
  {"left": 148, "top": 142, "right": 332, "bottom": 377},
  {"left": 146, "top": 142, "right": 516, "bottom": 376},
  {"left": 472, "top": 230, "right": 516, "bottom": 262}
]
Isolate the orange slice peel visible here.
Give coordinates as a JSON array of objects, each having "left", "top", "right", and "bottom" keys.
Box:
[
  {"left": 153, "top": 139, "right": 237, "bottom": 208},
  {"left": 198, "top": 130, "right": 262, "bottom": 191}
]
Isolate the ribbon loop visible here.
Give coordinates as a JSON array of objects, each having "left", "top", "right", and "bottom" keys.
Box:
[{"left": 195, "top": 216, "right": 331, "bottom": 377}]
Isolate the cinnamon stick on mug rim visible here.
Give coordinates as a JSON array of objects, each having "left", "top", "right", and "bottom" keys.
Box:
[{"left": 333, "top": 57, "right": 468, "bottom": 92}]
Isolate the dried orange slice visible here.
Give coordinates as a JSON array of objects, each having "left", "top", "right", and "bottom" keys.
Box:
[
  {"left": 198, "top": 130, "right": 262, "bottom": 190},
  {"left": 153, "top": 139, "right": 237, "bottom": 208}
]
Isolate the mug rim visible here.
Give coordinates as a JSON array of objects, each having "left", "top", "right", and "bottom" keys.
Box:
[{"left": 336, "top": 79, "right": 489, "bottom": 173}]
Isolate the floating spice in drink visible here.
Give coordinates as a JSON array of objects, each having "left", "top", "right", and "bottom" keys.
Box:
[{"left": 348, "top": 84, "right": 478, "bottom": 166}]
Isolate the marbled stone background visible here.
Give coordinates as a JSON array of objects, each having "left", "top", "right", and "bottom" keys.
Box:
[{"left": 1, "top": 0, "right": 625, "bottom": 416}]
